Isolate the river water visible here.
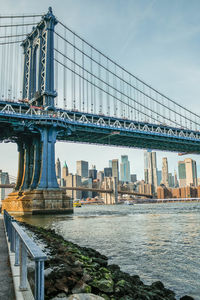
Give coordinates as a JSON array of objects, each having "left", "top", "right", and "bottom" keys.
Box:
[{"left": 18, "top": 203, "right": 200, "bottom": 299}]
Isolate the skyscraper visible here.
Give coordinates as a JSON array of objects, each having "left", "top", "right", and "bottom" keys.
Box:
[
  {"left": 185, "top": 158, "right": 197, "bottom": 186},
  {"left": 144, "top": 151, "right": 149, "bottom": 183},
  {"left": 76, "top": 160, "right": 89, "bottom": 178},
  {"left": 168, "top": 173, "right": 174, "bottom": 187},
  {"left": 174, "top": 170, "right": 178, "bottom": 187},
  {"left": 157, "top": 170, "right": 162, "bottom": 186},
  {"left": 89, "top": 165, "right": 97, "bottom": 180},
  {"left": 178, "top": 158, "right": 197, "bottom": 187},
  {"left": 62, "top": 161, "right": 69, "bottom": 186},
  {"left": 97, "top": 171, "right": 104, "bottom": 182},
  {"left": 161, "top": 157, "right": 169, "bottom": 187},
  {"left": 131, "top": 174, "right": 137, "bottom": 183},
  {"left": 144, "top": 150, "right": 158, "bottom": 193},
  {"left": 151, "top": 152, "right": 158, "bottom": 191},
  {"left": 120, "top": 155, "right": 130, "bottom": 183},
  {"left": 104, "top": 167, "right": 112, "bottom": 177},
  {"left": 112, "top": 159, "right": 119, "bottom": 182},
  {"left": 55, "top": 158, "right": 61, "bottom": 180},
  {"left": 178, "top": 161, "right": 186, "bottom": 187}
]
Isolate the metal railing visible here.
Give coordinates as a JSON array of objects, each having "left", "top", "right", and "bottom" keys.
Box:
[{"left": 3, "top": 210, "right": 47, "bottom": 300}]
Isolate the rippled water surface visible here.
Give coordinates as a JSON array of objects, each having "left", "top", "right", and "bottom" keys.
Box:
[{"left": 19, "top": 203, "right": 200, "bottom": 299}]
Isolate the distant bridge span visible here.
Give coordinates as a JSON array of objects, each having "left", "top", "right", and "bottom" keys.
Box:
[{"left": 0, "top": 184, "right": 152, "bottom": 198}]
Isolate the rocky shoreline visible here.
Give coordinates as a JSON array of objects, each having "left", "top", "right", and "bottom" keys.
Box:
[{"left": 20, "top": 221, "right": 194, "bottom": 300}]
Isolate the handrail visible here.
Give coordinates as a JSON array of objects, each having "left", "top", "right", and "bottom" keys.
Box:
[{"left": 3, "top": 210, "right": 47, "bottom": 300}]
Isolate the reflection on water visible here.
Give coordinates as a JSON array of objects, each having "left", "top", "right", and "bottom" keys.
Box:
[{"left": 18, "top": 203, "right": 200, "bottom": 299}]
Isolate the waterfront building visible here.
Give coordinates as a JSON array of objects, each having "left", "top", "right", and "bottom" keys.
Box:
[
  {"left": 138, "top": 180, "right": 153, "bottom": 195},
  {"left": 120, "top": 155, "right": 130, "bottom": 183},
  {"left": 161, "top": 157, "right": 169, "bottom": 187},
  {"left": 178, "top": 158, "right": 197, "bottom": 187},
  {"left": 97, "top": 171, "right": 104, "bottom": 182},
  {"left": 62, "top": 161, "right": 69, "bottom": 187},
  {"left": 112, "top": 159, "right": 119, "bottom": 182},
  {"left": 157, "top": 185, "right": 198, "bottom": 199},
  {"left": 104, "top": 167, "right": 112, "bottom": 177},
  {"left": 89, "top": 165, "right": 97, "bottom": 180},
  {"left": 55, "top": 158, "right": 61, "bottom": 180},
  {"left": 76, "top": 160, "right": 89, "bottom": 178},
  {"left": 66, "top": 174, "right": 82, "bottom": 199},
  {"left": 144, "top": 150, "right": 158, "bottom": 194},
  {"left": 131, "top": 174, "right": 137, "bottom": 183}
]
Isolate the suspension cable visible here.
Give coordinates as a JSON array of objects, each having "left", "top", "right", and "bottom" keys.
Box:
[
  {"left": 54, "top": 31, "right": 199, "bottom": 126},
  {"left": 57, "top": 20, "right": 200, "bottom": 121},
  {"left": 54, "top": 57, "right": 186, "bottom": 129},
  {"left": 54, "top": 48, "right": 195, "bottom": 129}
]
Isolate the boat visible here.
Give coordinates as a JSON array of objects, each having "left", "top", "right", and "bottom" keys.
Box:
[
  {"left": 124, "top": 200, "right": 134, "bottom": 205},
  {"left": 73, "top": 199, "right": 82, "bottom": 207}
]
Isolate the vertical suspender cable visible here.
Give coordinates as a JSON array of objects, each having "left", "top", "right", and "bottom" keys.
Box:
[
  {"left": 113, "top": 63, "right": 117, "bottom": 117},
  {"left": 90, "top": 47, "right": 93, "bottom": 113},
  {"left": 63, "top": 28, "right": 67, "bottom": 109},
  {"left": 106, "top": 58, "right": 110, "bottom": 116},
  {"left": 79, "top": 65, "right": 81, "bottom": 111},
  {"left": 73, "top": 33, "right": 76, "bottom": 110},
  {"left": 82, "top": 41, "right": 84, "bottom": 112},
  {"left": 98, "top": 53, "right": 102, "bottom": 114},
  {"left": 55, "top": 34, "right": 58, "bottom": 106}
]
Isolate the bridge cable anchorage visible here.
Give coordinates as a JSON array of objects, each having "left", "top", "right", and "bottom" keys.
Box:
[
  {"left": 54, "top": 31, "right": 200, "bottom": 130},
  {"left": 54, "top": 50, "right": 190, "bottom": 129},
  {"left": 57, "top": 20, "right": 200, "bottom": 125}
]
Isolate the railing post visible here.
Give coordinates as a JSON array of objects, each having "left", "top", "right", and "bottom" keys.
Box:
[
  {"left": 19, "top": 242, "right": 28, "bottom": 290},
  {"left": 35, "top": 260, "right": 45, "bottom": 300},
  {"left": 10, "top": 218, "right": 16, "bottom": 252},
  {"left": 15, "top": 232, "right": 20, "bottom": 266}
]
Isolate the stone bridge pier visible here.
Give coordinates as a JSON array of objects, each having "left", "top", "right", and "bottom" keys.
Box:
[{"left": 2, "top": 126, "right": 73, "bottom": 214}]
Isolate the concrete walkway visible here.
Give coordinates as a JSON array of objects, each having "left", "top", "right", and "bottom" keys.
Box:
[{"left": 0, "top": 214, "right": 15, "bottom": 300}]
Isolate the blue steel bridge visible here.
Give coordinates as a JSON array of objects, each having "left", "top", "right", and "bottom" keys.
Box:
[{"left": 0, "top": 8, "right": 200, "bottom": 211}]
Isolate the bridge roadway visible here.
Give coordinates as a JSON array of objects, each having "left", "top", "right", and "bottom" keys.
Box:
[{"left": 1, "top": 100, "right": 200, "bottom": 153}]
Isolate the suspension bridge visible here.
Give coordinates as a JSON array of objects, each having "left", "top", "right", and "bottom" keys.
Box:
[{"left": 0, "top": 7, "right": 199, "bottom": 213}]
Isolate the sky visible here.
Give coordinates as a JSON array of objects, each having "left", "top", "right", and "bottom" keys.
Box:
[{"left": 1, "top": 0, "right": 200, "bottom": 179}]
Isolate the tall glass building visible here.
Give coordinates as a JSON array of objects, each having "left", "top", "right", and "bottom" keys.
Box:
[{"left": 120, "top": 155, "right": 131, "bottom": 183}]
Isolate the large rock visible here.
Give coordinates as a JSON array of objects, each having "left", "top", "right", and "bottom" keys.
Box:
[
  {"left": 72, "top": 281, "right": 91, "bottom": 294},
  {"left": 67, "top": 294, "right": 104, "bottom": 300},
  {"left": 91, "top": 278, "right": 114, "bottom": 293}
]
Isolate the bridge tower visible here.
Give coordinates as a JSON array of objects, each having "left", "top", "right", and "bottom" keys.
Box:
[{"left": 2, "top": 8, "right": 72, "bottom": 214}]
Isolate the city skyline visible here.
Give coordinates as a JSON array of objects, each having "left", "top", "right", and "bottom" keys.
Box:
[
  {"left": 1, "top": 0, "right": 200, "bottom": 181},
  {"left": 53, "top": 152, "right": 200, "bottom": 184}
]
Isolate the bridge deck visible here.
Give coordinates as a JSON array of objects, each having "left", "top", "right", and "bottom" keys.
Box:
[{"left": 0, "top": 214, "right": 15, "bottom": 300}]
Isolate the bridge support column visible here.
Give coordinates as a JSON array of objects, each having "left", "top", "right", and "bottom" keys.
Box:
[
  {"left": 20, "top": 140, "right": 33, "bottom": 190},
  {"left": 15, "top": 142, "right": 24, "bottom": 191},
  {"left": 37, "top": 127, "right": 58, "bottom": 189},
  {"left": 30, "top": 137, "right": 41, "bottom": 190}
]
